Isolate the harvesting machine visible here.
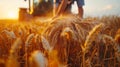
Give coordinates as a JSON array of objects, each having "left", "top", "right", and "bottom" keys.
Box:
[{"left": 19, "top": 0, "right": 53, "bottom": 21}]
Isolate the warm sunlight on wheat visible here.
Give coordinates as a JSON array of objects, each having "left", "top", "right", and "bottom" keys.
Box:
[{"left": 0, "top": 15, "right": 120, "bottom": 67}]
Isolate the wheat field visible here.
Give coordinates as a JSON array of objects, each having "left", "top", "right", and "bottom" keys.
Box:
[{"left": 0, "top": 15, "right": 120, "bottom": 67}]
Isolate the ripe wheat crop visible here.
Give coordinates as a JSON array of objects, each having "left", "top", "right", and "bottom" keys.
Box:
[{"left": 0, "top": 15, "right": 120, "bottom": 67}]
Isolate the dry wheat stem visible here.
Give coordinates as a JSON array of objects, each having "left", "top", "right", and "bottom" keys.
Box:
[
  {"left": 103, "top": 34, "right": 120, "bottom": 62},
  {"left": 83, "top": 23, "right": 103, "bottom": 53},
  {"left": 82, "top": 23, "right": 103, "bottom": 67}
]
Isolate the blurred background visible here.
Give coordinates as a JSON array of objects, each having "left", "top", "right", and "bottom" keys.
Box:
[{"left": 0, "top": 0, "right": 120, "bottom": 19}]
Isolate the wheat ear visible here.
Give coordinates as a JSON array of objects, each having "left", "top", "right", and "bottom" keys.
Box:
[
  {"left": 29, "top": 51, "right": 48, "bottom": 67},
  {"left": 6, "top": 38, "right": 22, "bottom": 67},
  {"left": 25, "top": 33, "right": 34, "bottom": 67},
  {"left": 2, "top": 30, "right": 16, "bottom": 39},
  {"left": 83, "top": 23, "right": 103, "bottom": 53},
  {"left": 82, "top": 23, "right": 103, "bottom": 67},
  {"left": 41, "top": 36, "right": 52, "bottom": 52}
]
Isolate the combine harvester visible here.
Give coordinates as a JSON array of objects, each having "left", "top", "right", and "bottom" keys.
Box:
[{"left": 19, "top": 0, "right": 53, "bottom": 21}]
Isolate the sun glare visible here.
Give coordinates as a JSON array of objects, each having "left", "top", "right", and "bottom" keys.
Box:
[{"left": 7, "top": 11, "right": 18, "bottom": 19}]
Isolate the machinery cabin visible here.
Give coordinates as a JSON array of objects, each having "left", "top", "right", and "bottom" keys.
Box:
[{"left": 19, "top": 0, "right": 53, "bottom": 21}]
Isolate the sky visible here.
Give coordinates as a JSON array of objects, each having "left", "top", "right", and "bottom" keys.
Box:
[{"left": 0, "top": 0, "right": 120, "bottom": 19}]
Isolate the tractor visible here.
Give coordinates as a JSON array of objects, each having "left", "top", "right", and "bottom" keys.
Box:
[{"left": 19, "top": 0, "right": 53, "bottom": 21}]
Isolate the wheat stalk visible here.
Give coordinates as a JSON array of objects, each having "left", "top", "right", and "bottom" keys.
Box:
[
  {"left": 83, "top": 23, "right": 104, "bottom": 53},
  {"left": 103, "top": 34, "right": 120, "bottom": 62},
  {"left": 82, "top": 23, "right": 103, "bottom": 67},
  {"left": 85, "top": 58, "right": 92, "bottom": 67},
  {"left": 25, "top": 33, "right": 34, "bottom": 67},
  {"left": 75, "top": 24, "right": 86, "bottom": 43},
  {"left": 0, "top": 59, "right": 5, "bottom": 67},
  {"left": 6, "top": 38, "right": 22, "bottom": 67},
  {"left": 10, "top": 38, "right": 22, "bottom": 55}
]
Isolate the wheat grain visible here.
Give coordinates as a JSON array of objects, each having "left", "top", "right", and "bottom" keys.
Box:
[
  {"left": 25, "top": 33, "right": 34, "bottom": 47},
  {"left": 60, "top": 27, "right": 76, "bottom": 40},
  {"left": 41, "top": 36, "right": 52, "bottom": 52},
  {"left": 2, "top": 30, "right": 16, "bottom": 39}
]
